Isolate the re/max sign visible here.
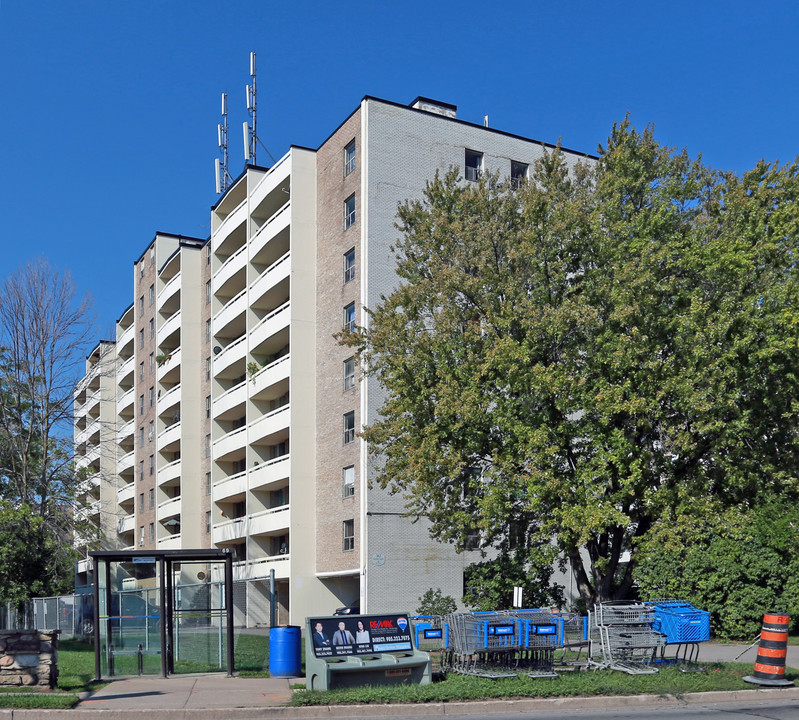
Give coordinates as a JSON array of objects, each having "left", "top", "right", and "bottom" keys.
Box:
[{"left": 370, "top": 619, "right": 395, "bottom": 629}]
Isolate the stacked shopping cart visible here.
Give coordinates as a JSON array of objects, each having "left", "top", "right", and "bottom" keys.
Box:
[{"left": 588, "top": 602, "right": 667, "bottom": 675}]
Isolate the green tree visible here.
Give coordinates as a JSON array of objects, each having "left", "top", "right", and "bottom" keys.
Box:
[
  {"left": 0, "top": 259, "right": 95, "bottom": 604},
  {"left": 346, "top": 120, "right": 799, "bottom": 607},
  {"left": 416, "top": 588, "right": 458, "bottom": 617}
]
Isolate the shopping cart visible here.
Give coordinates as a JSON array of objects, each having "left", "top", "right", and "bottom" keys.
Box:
[{"left": 588, "top": 601, "right": 666, "bottom": 675}]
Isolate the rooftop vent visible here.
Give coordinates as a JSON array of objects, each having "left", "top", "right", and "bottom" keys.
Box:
[{"left": 410, "top": 96, "right": 457, "bottom": 119}]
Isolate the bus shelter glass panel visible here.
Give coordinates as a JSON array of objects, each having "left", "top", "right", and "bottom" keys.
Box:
[
  {"left": 100, "top": 558, "right": 162, "bottom": 676},
  {"left": 171, "top": 560, "right": 229, "bottom": 674}
]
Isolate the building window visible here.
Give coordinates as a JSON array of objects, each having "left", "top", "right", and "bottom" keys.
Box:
[
  {"left": 149, "top": 386, "right": 154, "bottom": 407},
  {"left": 465, "top": 149, "right": 483, "bottom": 181},
  {"left": 343, "top": 357, "right": 355, "bottom": 390},
  {"left": 343, "top": 303, "right": 355, "bottom": 333},
  {"left": 139, "top": 460, "right": 144, "bottom": 478},
  {"left": 149, "top": 352, "right": 154, "bottom": 373},
  {"left": 139, "top": 526, "right": 145, "bottom": 545},
  {"left": 205, "top": 472, "right": 211, "bottom": 495},
  {"left": 205, "top": 434, "right": 211, "bottom": 458},
  {"left": 139, "top": 295, "right": 144, "bottom": 314},
  {"left": 206, "top": 280, "right": 211, "bottom": 305},
  {"left": 149, "top": 522, "right": 154, "bottom": 542},
  {"left": 139, "top": 426, "right": 144, "bottom": 445},
  {"left": 344, "top": 139, "right": 356, "bottom": 176},
  {"left": 206, "top": 244, "right": 211, "bottom": 265},
  {"left": 205, "top": 395, "right": 211, "bottom": 419},
  {"left": 343, "top": 519, "right": 355, "bottom": 552},
  {"left": 344, "top": 194, "right": 356, "bottom": 229},
  {"left": 343, "top": 465, "right": 355, "bottom": 497},
  {"left": 148, "top": 488, "right": 154, "bottom": 509},
  {"left": 139, "top": 493, "right": 145, "bottom": 512},
  {"left": 149, "top": 454, "right": 154, "bottom": 476},
  {"left": 140, "top": 261, "right": 145, "bottom": 278},
  {"left": 344, "top": 248, "right": 355, "bottom": 283},
  {"left": 139, "top": 329, "right": 144, "bottom": 348},
  {"left": 139, "top": 362, "right": 144, "bottom": 381},
  {"left": 205, "top": 356, "right": 211, "bottom": 380},
  {"left": 149, "top": 318, "right": 154, "bottom": 339},
  {"left": 206, "top": 320, "right": 211, "bottom": 343},
  {"left": 148, "top": 421, "right": 154, "bottom": 442},
  {"left": 511, "top": 160, "right": 528, "bottom": 189},
  {"left": 205, "top": 511, "right": 211, "bottom": 534},
  {"left": 343, "top": 411, "right": 355, "bottom": 444},
  {"left": 149, "top": 284, "right": 154, "bottom": 306},
  {"left": 139, "top": 394, "right": 144, "bottom": 414},
  {"left": 149, "top": 246, "right": 155, "bottom": 265}
]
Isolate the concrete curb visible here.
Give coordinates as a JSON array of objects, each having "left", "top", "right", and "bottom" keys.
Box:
[{"left": 5, "top": 686, "right": 799, "bottom": 720}]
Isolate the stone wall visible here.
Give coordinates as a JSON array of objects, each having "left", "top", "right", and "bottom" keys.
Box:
[{"left": 0, "top": 630, "right": 59, "bottom": 688}]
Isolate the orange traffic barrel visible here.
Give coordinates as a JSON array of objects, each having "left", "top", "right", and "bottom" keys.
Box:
[{"left": 743, "top": 613, "right": 794, "bottom": 687}]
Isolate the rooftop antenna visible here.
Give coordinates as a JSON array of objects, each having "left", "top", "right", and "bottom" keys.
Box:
[
  {"left": 215, "top": 92, "right": 233, "bottom": 194},
  {"left": 242, "top": 52, "right": 276, "bottom": 166}
]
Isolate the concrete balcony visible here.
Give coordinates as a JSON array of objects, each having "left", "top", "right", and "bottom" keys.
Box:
[
  {"left": 117, "top": 418, "right": 135, "bottom": 444},
  {"left": 213, "top": 336, "right": 246, "bottom": 376},
  {"left": 213, "top": 380, "right": 246, "bottom": 419},
  {"left": 240, "top": 555, "right": 289, "bottom": 581},
  {"left": 212, "top": 517, "right": 247, "bottom": 545},
  {"left": 117, "top": 514, "right": 135, "bottom": 535},
  {"left": 158, "top": 496, "right": 181, "bottom": 521},
  {"left": 117, "top": 450, "right": 135, "bottom": 474},
  {"left": 250, "top": 302, "right": 290, "bottom": 351},
  {"left": 158, "top": 309, "right": 181, "bottom": 347},
  {"left": 117, "top": 322, "right": 135, "bottom": 355},
  {"left": 116, "top": 355, "right": 135, "bottom": 385},
  {"left": 213, "top": 198, "right": 247, "bottom": 254},
  {"left": 249, "top": 405, "right": 290, "bottom": 445},
  {"left": 213, "top": 426, "right": 247, "bottom": 460},
  {"left": 249, "top": 203, "right": 290, "bottom": 264},
  {"left": 213, "top": 288, "right": 246, "bottom": 336},
  {"left": 158, "top": 270, "right": 181, "bottom": 309},
  {"left": 214, "top": 470, "right": 247, "bottom": 502},
  {"left": 214, "top": 243, "right": 247, "bottom": 295},
  {"left": 249, "top": 506, "right": 290, "bottom": 537},
  {"left": 117, "top": 482, "right": 135, "bottom": 506},
  {"left": 158, "top": 534, "right": 182, "bottom": 549},
  {"left": 157, "top": 346, "right": 181, "bottom": 384},
  {"left": 118, "top": 387, "right": 135, "bottom": 414},
  {"left": 158, "top": 421, "right": 181, "bottom": 451},
  {"left": 158, "top": 458, "right": 181, "bottom": 486},
  {"left": 249, "top": 152, "right": 290, "bottom": 212},
  {"left": 158, "top": 382, "right": 181, "bottom": 416},
  {"left": 249, "top": 455, "right": 290, "bottom": 492},
  {"left": 251, "top": 355, "right": 291, "bottom": 397},
  {"left": 250, "top": 252, "right": 290, "bottom": 307}
]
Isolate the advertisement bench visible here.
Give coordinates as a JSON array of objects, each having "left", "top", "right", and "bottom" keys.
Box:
[{"left": 305, "top": 613, "right": 432, "bottom": 691}]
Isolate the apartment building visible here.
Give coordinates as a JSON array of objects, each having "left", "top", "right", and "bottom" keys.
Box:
[{"left": 75, "top": 95, "right": 589, "bottom": 620}]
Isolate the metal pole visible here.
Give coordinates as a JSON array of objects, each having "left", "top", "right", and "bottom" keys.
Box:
[
  {"left": 269, "top": 569, "right": 276, "bottom": 628},
  {"left": 159, "top": 558, "right": 168, "bottom": 678},
  {"left": 165, "top": 559, "right": 174, "bottom": 675},
  {"left": 225, "top": 552, "right": 234, "bottom": 676},
  {"left": 93, "top": 558, "right": 101, "bottom": 681}
]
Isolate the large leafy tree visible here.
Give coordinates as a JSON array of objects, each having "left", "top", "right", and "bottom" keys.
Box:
[
  {"left": 348, "top": 121, "right": 799, "bottom": 606},
  {"left": 0, "top": 258, "right": 95, "bottom": 605}
]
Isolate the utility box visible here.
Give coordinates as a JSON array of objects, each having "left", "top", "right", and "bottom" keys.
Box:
[{"left": 305, "top": 613, "right": 432, "bottom": 691}]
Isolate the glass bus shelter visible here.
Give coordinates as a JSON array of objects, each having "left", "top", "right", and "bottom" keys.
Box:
[{"left": 89, "top": 549, "right": 234, "bottom": 680}]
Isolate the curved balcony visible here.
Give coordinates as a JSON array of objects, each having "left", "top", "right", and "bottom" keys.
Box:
[
  {"left": 249, "top": 505, "right": 290, "bottom": 537},
  {"left": 251, "top": 355, "right": 290, "bottom": 397},
  {"left": 249, "top": 405, "right": 290, "bottom": 445},
  {"left": 117, "top": 321, "right": 135, "bottom": 356},
  {"left": 158, "top": 534, "right": 182, "bottom": 549},
  {"left": 249, "top": 152, "right": 290, "bottom": 212},
  {"left": 117, "top": 482, "right": 135, "bottom": 506},
  {"left": 248, "top": 455, "right": 290, "bottom": 492},
  {"left": 158, "top": 382, "right": 181, "bottom": 416},
  {"left": 212, "top": 517, "right": 247, "bottom": 545},
  {"left": 213, "top": 380, "right": 247, "bottom": 419},
  {"left": 213, "top": 336, "right": 246, "bottom": 376},
  {"left": 116, "top": 355, "right": 135, "bottom": 385},
  {"left": 118, "top": 387, "right": 135, "bottom": 415},
  {"left": 213, "top": 198, "right": 247, "bottom": 254},
  {"left": 249, "top": 202, "right": 290, "bottom": 264},
  {"left": 157, "top": 346, "right": 181, "bottom": 384},
  {"left": 157, "top": 309, "right": 181, "bottom": 347},
  {"left": 158, "top": 270, "right": 181, "bottom": 309},
  {"left": 117, "top": 514, "right": 135, "bottom": 535},
  {"left": 158, "top": 458, "right": 182, "bottom": 486},
  {"left": 250, "top": 252, "right": 290, "bottom": 308},
  {"left": 117, "top": 450, "right": 135, "bottom": 474},
  {"left": 214, "top": 243, "right": 247, "bottom": 296},
  {"left": 241, "top": 555, "right": 289, "bottom": 581},
  {"left": 214, "top": 288, "right": 247, "bottom": 337},
  {"left": 158, "top": 421, "right": 181, "bottom": 451},
  {"left": 214, "top": 470, "right": 247, "bottom": 502},
  {"left": 250, "top": 302, "right": 290, "bottom": 352},
  {"left": 117, "top": 418, "right": 135, "bottom": 444},
  {"left": 213, "top": 426, "right": 247, "bottom": 461},
  {"left": 158, "top": 496, "right": 181, "bottom": 521}
]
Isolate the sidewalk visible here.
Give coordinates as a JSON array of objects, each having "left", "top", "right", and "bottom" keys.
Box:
[{"left": 10, "top": 642, "right": 796, "bottom": 719}]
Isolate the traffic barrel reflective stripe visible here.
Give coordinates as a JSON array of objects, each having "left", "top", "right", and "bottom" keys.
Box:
[{"left": 744, "top": 612, "right": 794, "bottom": 687}]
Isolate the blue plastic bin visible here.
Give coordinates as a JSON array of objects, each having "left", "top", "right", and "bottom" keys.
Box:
[
  {"left": 269, "top": 625, "right": 302, "bottom": 677},
  {"left": 651, "top": 602, "right": 710, "bottom": 643}
]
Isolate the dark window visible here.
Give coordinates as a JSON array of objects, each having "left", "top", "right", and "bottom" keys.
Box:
[
  {"left": 465, "top": 149, "right": 483, "bottom": 181},
  {"left": 511, "top": 160, "right": 528, "bottom": 189},
  {"left": 343, "top": 357, "right": 355, "bottom": 390},
  {"left": 344, "top": 194, "right": 356, "bottom": 229},
  {"left": 344, "top": 247, "right": 355, "bottom": 283},
  {"left": 343, "top": 411, "right": 355, "bottom": 444},
  {"left": 344, "top": 140, "right": 356, "bottom": 176},
  {"left": 343, "top": 519, "right": 355, "bottom": 551},
  {"left": 343, "top": 303, "right": 355, "bottom": 333},
  {"left": 343, "top": 466, "right": 355, "bottom": 497}
]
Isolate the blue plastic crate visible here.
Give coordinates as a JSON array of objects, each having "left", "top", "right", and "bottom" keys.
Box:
[{"left": 651, "top": 602, "right": 710, "bottom": 643}]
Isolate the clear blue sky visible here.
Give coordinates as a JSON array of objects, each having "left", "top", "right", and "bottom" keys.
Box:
[{"left": 3, "top": 1, "right": 798, "bottom": 345}]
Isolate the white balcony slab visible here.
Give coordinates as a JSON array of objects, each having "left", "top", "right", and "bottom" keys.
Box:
[
  {"left": 117, "top": 482, "right": 135, "bottom": 505},
  {"left": 158, "top": 383, "right": 181, "bottom": 415},
  {"left": 212, "top": 518, "right": 247, "bottom": 544},
  {"left": 214, "top": 289, "right": 247, "bottom": 335},
  {"left": 117, "top": 515, "right": 135, "bottom": 534},
  {"left": 118, "top": 388, "right": 135, "bottom": 413},
  {"left": 240, "top": 556, "right": 289, "bottom": 581},
  {"left": 157, "top": 310, "right": 181, "bottom": 347},
  {"left": 158, "top": 270, "right": 181, "bottom": 308},
  {"left": 157, "top": 346, "right": 182, "bottom": 383},
  {"left": 213, "top": 381, "right": 246, "bottom": 418},
  {"left": 214, "top": 243, "right": 247, "bottom": 293},
  {"left": 158, "top": 421, "right": 181, "bottom": 449},
  {"left": 157, "top": 534, "right": 182, "bottom": 549},
  {"left": 248, "top": 456, "right": 290, "bottom": 492},
  {"left": 214, "top": 470, "right": 247, "bottom": 502},
  {"left": 158, "top": 458, "right": 182, "bottom": 486},
  {"left": 116, "top": 356, "right": 135, "bottom": 385},
  {"left": 249, "top": 202, "right": 290, "bottom": 263},
  {"left": 213, "top": 199, "right": 247, "bottom": 253},
  {"left": 249, "top": 302, "right": 290, "bottom": 350},
  {"left": 213, "top": 336, "right": 246, "bottom": 375},
  {"left": 213, "top": 426, "right": 247, "bottom": 459},
  {"left": 249, "top": 506, "right": 290, "bottom": 536},
  {"left": 116, "top": 450, "right": 135, "bottom": 474},
  {"left": 158, "top": 496, "right": 181, "bottom": 520},
  {"left": 249, "top": 405, "right": 290, "bottom": 444},
  {"left": 251, "top": 355, "right": 291, "bottom": 397},
  {"left": 250, "top": 252, "right": 291, "bottom": 306}
]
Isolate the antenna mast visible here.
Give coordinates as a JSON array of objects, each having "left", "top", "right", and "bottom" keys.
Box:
[
  {"left": 244, "top": 51, "right": 257, "bottom": 164},
  {"left": 215, "top": 92, "right": 232, "bottom": 194}
]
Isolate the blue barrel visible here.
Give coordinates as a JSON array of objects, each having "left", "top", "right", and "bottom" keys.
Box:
[{"left": 269, "top": 625, "right": 301, "bottom": 677}]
